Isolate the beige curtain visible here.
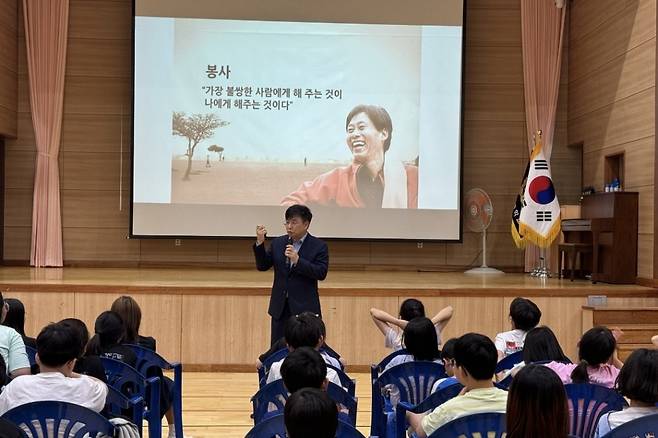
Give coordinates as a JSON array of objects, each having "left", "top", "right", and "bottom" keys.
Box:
[
  {"left": 23, "top": 0, "right": 69, "bottom": 267},
  {"left": 521, "top": 0, "right": 566, "bottom": 272}
]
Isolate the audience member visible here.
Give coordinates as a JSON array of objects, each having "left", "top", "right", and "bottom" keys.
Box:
[
  {"left": 505, "top": 326, "right": 571, "bottom": 379},
  {"left": 370, "top": 299, "right": 453, "bottom": 350},
  {"left": 594, "top": 348, "right": 658, "bottom": 437},
  {"left": 495, "top": 297, "right": 541, "bottom": 359},
  {"left": 545, "top": 326, "right": 622, "bottom": 387},
  {"left": 60, "top": 318, "right": 107, "bottom": 383},
  {"left": 266, "top": 313, "right": 341, "bottom": 388},
  {"left": 0, "top": 293, "right": 30, "bottom": 378},
  {"left": 506, "top": 364, "right": 569, "bottom": 438},
  {"left": 432, "top": 338, "right": 459, "bottom": 391},
  {"left": 0, "top": 322, "right": 107, "bottom": 415},
  {"left": 111, "top": 296, "right": 156, "bottom": 351},
  {"left": 284, "top": 388, "right": 338, "bottom": 438},
  {"left": 2, "top": 298, "right": 36, "bottom": 348},
  {"left": 280, "top": 347, "right": 328, "bottom": 393},
  {"left": 407, "top": 333, "right": 507, "bottom": 438},
  {"left": 86, "top": 311, "right": 137, "bottom": 367},
  {"left": 384, "top": 316, "right": 442, "bottom": 371}
]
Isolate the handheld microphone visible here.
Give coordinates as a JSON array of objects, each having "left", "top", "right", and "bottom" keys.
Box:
[{"left": 286, "top": 236, "right": 293, "bottom": 265}]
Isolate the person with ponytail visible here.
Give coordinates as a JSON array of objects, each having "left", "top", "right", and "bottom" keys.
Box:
[
  {"left": 86, "top": 311, "right": 136, "bottom": 367},
  {"left": 545, "top": 326, "right": 622, "bottom": 388}
]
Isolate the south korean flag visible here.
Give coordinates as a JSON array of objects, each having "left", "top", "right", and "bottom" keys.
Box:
[{"left": 518, "top": 140, "right": 561, "bottom": 248}]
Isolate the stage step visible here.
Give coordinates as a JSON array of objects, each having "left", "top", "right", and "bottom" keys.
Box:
[{"left": 591, "top": 307, "right": 658, "bottom": 325}]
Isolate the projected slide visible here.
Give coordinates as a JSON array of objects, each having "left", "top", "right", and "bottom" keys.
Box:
[{"left": 132, "top": 1, "right": 463, "bottom": 239}]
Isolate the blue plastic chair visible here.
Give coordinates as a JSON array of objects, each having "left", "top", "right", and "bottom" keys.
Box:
[
  {"left": 125, "top": 344, "right": 184, "bottom": 438},
  {"left": 427, "top": 412, "right": 506, "bottom": 438},
  {"left": 104, "top": 384, "right": 145, "bottom": 434},
  {"left": 251, "top": 379, "right": 358, "bottom": 426},
  {"left": 25, "top": 346, "right": 37, "bottom": 368},
  {"left": 565, "top": 383, "right": 628, "bottom": 438},
  {"left": 599, "top": 412, "right": 658, "bottom": 438},
  {"left": 245, "top": 413, "right": 365, "bottom": 438},
  {"left": 494, "top": 351, "right": 524, "bottom": 390},
  {"left": 1, "top": 401, "right": 116, "bottom": 438},
  {"left": 101, "top": 357, "right": 162, "bottom": 438},
  {"left": 370, "top": 361, "right": 447, "bottom": 438},
  {"left": 258, "top": 348, "right": 289, "bottom": 387},
  {"left": 395, "top": 382, "right": 464, "bottom": 437},
  {"left": 373, "top": 349, "right": 409, "bottom": 374},
  {"left": 327, "top": 364, "right": 356, "bottom": 397}
]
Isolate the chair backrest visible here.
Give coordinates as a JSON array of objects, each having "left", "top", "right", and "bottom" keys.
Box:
[
  {"left": 125, "top": 344, "right": 174, "bottom": 376},
  {"left": 395, "top": 382, "right": 464, "bottom": 437},
  {"left": 251, "top": 379, "right": 358, "bottom": 426},
  {"left": 370, "top": 361, "right": 446, "bottom": 437},
  {"left": 427, "top": 412, "right": 506, "bottom": 438},
  {"left": 373, "top": 349, "right": 409, "bottom": 374},
  {"left": 326, "top": 382, "right": 358, "bottom": 426},
  {"left": 25, "top": 346, "right": 37, "bottom": 368},
  {"left": 245, "top": 413, "right": 363, "bottom": 438},
  {"left": 494, "top": 350, "right": 523, "bottom": 374},
  {"left": 565, "top": 383, "right": 628, "bottom": 438},
  {"left": 599, "top": 412, "right": 658, "bottom": 438},
  {"left": 1, "top": 401, "right": 116, "bottom": 438},
  {"left": 251, "top": 379, "right": 289, "bottom": 425},
  {"left": 104, "top": 385, "right": 144, "bottom": 431},
  {"left": 100, "top": 357, "right": 149, "bottom": 398},
  {"left": 258, "top": 348, "right": 289, "bottom": 387},
  {"left": 327, "top": 364, "right": 356, "bottom": 397}
]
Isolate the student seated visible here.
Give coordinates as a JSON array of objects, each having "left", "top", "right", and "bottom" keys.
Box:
[
  {"left": 0, "top": 293, "right": 30, "bottom": 378},
  {"left": 495, "top": 297, "right": 541, "bottom": 359},
  {"left": 505, "top": 326, "right": 571, "bottom": 379},
  {"left": 370, "top": 299, "right": 453, "bottom": 351},
  {"left": 280, "top": 347, "right": 328, "bottom": 393},
  {"left": 2, "top": 298, "right": 36, "bottom": 349},
  {"left": 507, "top": 364, "right": 569, "bottom": 438},
  {"left": 284, "top": 388, "right": 338, "bottom": 438},
  {"left": 594, "top": 348, "right": 658, "bottom": 437},
  {"left": 545, "top": 326, "right": 622, "bottom": 388},
  {"left": 111, "top": 295, "right": 157, "bottom": 351},
  {"left": 266, "top": 313, "right": 342, "bottom": 388},
  {"left": 86, "top": 311, "right": 137, "bottom": 367},
  {"left": 407, "top": 333, "right": 508, "bottom": 438},
  {"left": 383, "top": 317, "right": 442, "bottom": 371},
  {"left": 432, "top": 338, "right": 459, "bottom": 391},
  {"left": 59, "top": 318, "right": 107, "bottom": 383},
  {"left": 0, "top": 322, "right": 108, "bottom": 415}
]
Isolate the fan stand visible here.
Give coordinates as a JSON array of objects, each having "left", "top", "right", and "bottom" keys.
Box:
[{"left": 465, "top": 228, "right": 505, "bottom": 275}]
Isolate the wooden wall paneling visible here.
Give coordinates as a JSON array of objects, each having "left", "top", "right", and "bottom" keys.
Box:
[
  {"left": 464, "top": 46, "right": 523, "bottom": 85},
  {"left": 61, "top": 114, "right": 131, "bottom": 153},
  {"left": 369, "top": 241, "right": 446, "bottom": 267},
  {"left": 466, "top": 0, "right": 520, "bottom": 11},
  {"left": 463, "top": 84, "right": 526, "bottom": 122},
  {"left": 465, "top": 8, "right": 520, "bottom": 47},
  {"left": 218, "top": 240, "right": 262, "bottom": 266},
  {"left": 63, "top": 77, "right": 131, "bottom": 116},
  {"left": 422, "top": 297, "right": 504, "bottom": 343},
  {"left": 320, "top": 296, "right": 400, "bottom": 366},
  {"left": 0, "top": 0, "right": 18, "bottom": 138},
  {"left": 582, "top": 137, "right": 655, "bottom": 189},
  {"left": 68, "top": 0, "right": 132, "bottom": 41},
  {"left": 66, "top": 38, "right": 132, "bottom": 78},
  {"left": 2, "top": 226, "right": 30, "bottom": 261},
  {"left": 180, "top": 295, "right": 270, "bottom": 365},
  {"left": 502, "top": 296, "right": 587, "bottom": 362},
  {"left": 61, "top": 190, "right": 129, "bottom": 229},
  {"left": 569, "top": 39, "right": 655, "bottom": 120},
  {"left": 139, "top": 239, "right": 220, "bottom": 264},
  {"left": 463, "top": 158, "right": 525, "bottom": 195},
  {"left": 4, "top": 291, "right": 75, "bottom": 338},
  {"left": 570, "top": 0, "right": 653, "bottom": 82},
  {"left": 4, "top": 149, "right": 34, "bottom": 190},
  {"left": 462, "top": 121, "right": 526, "bottom": 159},
  {"left": 634, "top": 186, "right": 654, "bottom": 235},
  {"left": 637, "top": 233, "right": 653, "bottom": 278},
  {"left": 445, "top": 231, "right": 524, "bottom": 268},
  {"left": 4, "top": 187, "right": 32, "bottom": 227},
  {"left": 61, "top": 151, "right": 130, "bottom": 191},
  {"left": 74, "top": 292, "right": 183, "bottom": 361},
  {"left": 569, "top": 0, "right": 627, "bottom": 45},
  {"left": 325, "top": 241, "right": 371, "bottom": 267},
  {"left": 62, "top": 227, "right": 140, "bottom": 262},
  {"left": 7, "top": 112, "right": 34, "bottom": 151}
]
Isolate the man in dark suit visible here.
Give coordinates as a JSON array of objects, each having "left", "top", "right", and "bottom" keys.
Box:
[{"left": 254, "top": 205, "right": 329, "bottom": 345}]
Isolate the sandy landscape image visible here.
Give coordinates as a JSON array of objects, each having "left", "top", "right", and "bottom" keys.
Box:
[{"left": 171, "top": 160, "right": 340, "bottom": 205}]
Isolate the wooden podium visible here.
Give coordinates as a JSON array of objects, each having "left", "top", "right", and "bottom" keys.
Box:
[{"left": 562, "top": 192, "right": 638, "bottom": 284}]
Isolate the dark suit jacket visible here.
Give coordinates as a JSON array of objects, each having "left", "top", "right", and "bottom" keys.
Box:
[{"left": 253, "top": 233, "right": 329, "bottom": 319}]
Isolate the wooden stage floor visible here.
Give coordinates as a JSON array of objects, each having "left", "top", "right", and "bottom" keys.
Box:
[
  {"left": 178, "top": 371, "right": 371, "bottom": 438},
  {"left": 0, "top": 266, "right": 653, "bottom": 296}
]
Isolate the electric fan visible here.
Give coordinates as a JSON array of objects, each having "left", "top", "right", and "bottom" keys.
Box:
[{"left": 464, "top": 188, "right": 504, "bottom": 275}]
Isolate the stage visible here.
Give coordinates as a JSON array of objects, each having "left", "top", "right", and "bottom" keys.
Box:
[{"left": 0, "top": 267, "right": 655, "bottom": 370}]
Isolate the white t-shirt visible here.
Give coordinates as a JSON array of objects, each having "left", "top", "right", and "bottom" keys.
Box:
[
  {"left": 266, "top": 357, "right": 342, "bottom": 388},
  {"left": 494, "top": 329, "right": 527, "bottom": 357},
  {"left": 0, "top": 326, "right": 30, "bottom": 374},
  {"left": 0, "top": 372, "right": 108, "bottom": 415},
  {"left": 385, "top": 325, "right": 442, "bottom": 351},
  {"left": 595, "top": 407, "right": 658, "bottom": 438}
]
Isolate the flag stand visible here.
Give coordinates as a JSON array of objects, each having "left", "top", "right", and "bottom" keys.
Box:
[{"left": 529, "top": 247, "right": 552, "bottom": 278}]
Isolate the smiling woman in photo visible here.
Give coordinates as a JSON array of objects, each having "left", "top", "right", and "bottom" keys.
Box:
[{"left": 281, "top": 105, "right": 418, "bottom": 209}]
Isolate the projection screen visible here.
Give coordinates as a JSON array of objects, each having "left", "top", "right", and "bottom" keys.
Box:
[{"left": 131, "top": 0, "right": 464, "bottom": 239}]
